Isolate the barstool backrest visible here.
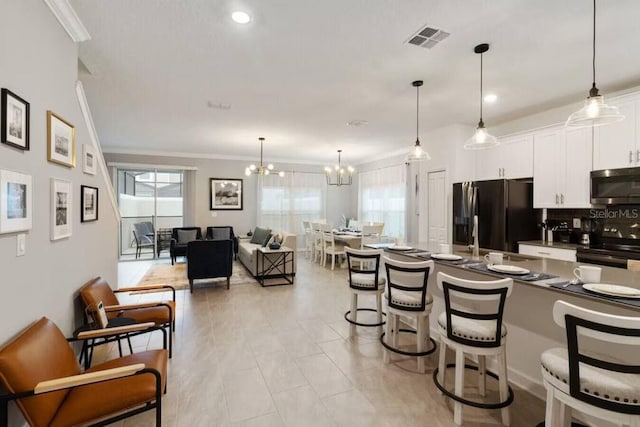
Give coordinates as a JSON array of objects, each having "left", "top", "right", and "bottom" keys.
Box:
[
  {"left": 345, "top": 248, "right": 382, "bottom": 290},
  {"left": 383, "top": 257, "right": 434, "bottom": 311},
  {"left": 553, "top": 300, "right": 640, "bottom": 414},
  {"left": 437, "top": 272, "right": 513, "bottom": 348}
]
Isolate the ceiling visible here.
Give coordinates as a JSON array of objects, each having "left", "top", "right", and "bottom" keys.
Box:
[{"left": 70, "top": 0, "right": 640, "bottom": 165}]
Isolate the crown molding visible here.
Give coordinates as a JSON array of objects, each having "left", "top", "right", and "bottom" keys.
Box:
[{"left": 43, "top": 0, "right": 91, "bottom": 42}]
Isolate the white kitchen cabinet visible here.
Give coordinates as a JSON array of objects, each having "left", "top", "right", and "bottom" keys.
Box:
[
  {"left": 533, "top": 127, "right": 592, "bottom": 208},
  {"left": 452, "top": 140, "right": 477, "bottom": 183},
  {"left": 593, "top": 97, "right": 638, "bottom": 170},
  {"left": 519, "top": 243, "right": 577, "bottom": 262},
  {"left": 474, "top": 134, "right": 534, "bottom": 181}
]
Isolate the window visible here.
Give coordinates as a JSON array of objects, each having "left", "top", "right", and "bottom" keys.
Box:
[
  {"left": 258, "top": 172, "right": 326, "bottom": 246},
  {"left": 358, "top": 164, "right": 406, "bottom": 239}
]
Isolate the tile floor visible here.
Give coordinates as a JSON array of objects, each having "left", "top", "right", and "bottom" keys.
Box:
[{"left": 99, "top": 254, "right": 546, "bottom": 426}]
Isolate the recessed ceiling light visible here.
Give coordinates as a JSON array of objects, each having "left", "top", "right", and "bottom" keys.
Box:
[
  {"left": 231, "top": 11, "right": 251, "bottom": 24},
  {"left": 484, "top": 94, "right": 498, "bottom": 103}
]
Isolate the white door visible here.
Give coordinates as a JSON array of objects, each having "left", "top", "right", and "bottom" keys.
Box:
[{"left": 427, "top": 170, "right": 447, "bottom": 252}]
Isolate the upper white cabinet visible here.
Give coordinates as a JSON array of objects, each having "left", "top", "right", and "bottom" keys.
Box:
[
  {"left": 533, "top": 127, "right": 592, "bottom": 208},
  {"left": 452, "top": 140, "right": 477, "bottom": 183},
  {"left": 593, "top": 96, "right": 639, "bottom": 170},
  {"left": 474, "top": 134, "right": 534, "bottom": 181}
]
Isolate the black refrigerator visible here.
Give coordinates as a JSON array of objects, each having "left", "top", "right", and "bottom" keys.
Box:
[{"left": 452, "top": 179, "right": 539, "bottom": 253}]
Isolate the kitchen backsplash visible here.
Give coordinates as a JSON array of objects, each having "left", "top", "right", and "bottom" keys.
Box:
[{"left": 547, "top": 206, "right": 640, "bottom": 242}]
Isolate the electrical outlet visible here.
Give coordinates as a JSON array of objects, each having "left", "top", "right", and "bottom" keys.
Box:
[{"left": 573, "top": 218, "right": 581, "bottom": 228}]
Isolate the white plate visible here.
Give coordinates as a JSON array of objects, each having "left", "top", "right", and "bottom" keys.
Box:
[
  {"left": 583, "top": 283, "right": 640, "bottom": 298},
  {"left": 431, "top": 253, "right": 463, "bottom": 261},
  {"left": 487, "top": 264, "right": 530, "bottom": 275},
  {"left": 389, "top": 245, "right": 413, "bottom": 251}
]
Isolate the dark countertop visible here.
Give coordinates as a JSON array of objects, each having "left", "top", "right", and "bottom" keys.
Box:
[
  {"left": 383, "top": 244, "right": 640, "bottom": 311},
  {"left": 518, "top": 240, "right": 589, "bottom": 250}
]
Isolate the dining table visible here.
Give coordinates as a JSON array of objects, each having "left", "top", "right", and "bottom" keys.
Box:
[{"left": 332, "top": 230, "right": 363, "bottom": 248}]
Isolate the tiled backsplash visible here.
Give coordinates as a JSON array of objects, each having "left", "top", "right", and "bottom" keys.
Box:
[{"left": 547, "top": 206, "right": 640, "bottom": 242}]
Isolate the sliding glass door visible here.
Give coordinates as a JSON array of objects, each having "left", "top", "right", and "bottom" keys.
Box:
[{"left": 117, "top": 168, "right": 184, "bottom": 260}]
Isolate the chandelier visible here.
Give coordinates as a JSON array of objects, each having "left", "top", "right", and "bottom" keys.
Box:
[
  {"left": 245, "top": 137, "right": 285, "bottom": 177},
  {"left": 325, "top": 150, "right": 354, "bottom": 186}
]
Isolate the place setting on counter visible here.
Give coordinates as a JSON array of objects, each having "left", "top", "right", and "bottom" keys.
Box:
[
  {"left": 549, "top": 264, "right": 640, "bottom": 307},
  {"left": 465, "top": 251, "right": 559, "bottom": 282}
]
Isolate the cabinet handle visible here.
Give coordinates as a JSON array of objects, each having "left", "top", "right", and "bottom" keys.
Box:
[
  {"left": 561, "top": 194, "right": 564, "bottom": 204},
  {"left": 636, "top": 150, "right": 639, "bottom": 163},
  {"left": 502, "top": 168, "right": 505, "bottom": 177},
  {"left": 631, "top": 150, "right": 634, "bottom": 164},
  {"left": 555, "top": 194, "right": 559, "bottom": 204},
  {"left": 538, "top": 251, "right": 551, "bottom": 255}
]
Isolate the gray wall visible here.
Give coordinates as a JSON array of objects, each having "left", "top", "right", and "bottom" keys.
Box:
[
  {"left": 0, "top": 0, "right": 119, "bottom": 389},
  {"left": 103, "top": 153, "right": 356, "bottom": 233}
]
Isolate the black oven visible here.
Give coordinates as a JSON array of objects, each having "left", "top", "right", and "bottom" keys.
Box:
[{"left": 591, "top": 167, "right": 640, "bottom": 204}]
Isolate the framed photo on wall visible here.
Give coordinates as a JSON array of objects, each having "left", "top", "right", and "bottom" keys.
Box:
[
  {"left": 0, "top": 169, "right": 32, "bottom": 233},
  {"left": 47, "top": 111, "right": 75, "bottom": 167},
  {"left": 82, "top": 144, "right": 97, "bottom": 175},
  {"left": 81, "top": 185, "right": 98, "bottom": 222},
  {"left": 1, "top": 89, "right": 30, "bottom": 150},
  {"left": 51, "top": 178, "right": 72, "bottom": 240},
  {"left": 210, "top": 178, "right": 243, "bottom": 210}
]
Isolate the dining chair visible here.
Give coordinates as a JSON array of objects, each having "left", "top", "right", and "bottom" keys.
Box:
[
  {"left": 311, "top": 222, "right": 324, "bottom": 263},
  {"left": 361, "top": 224, "right": 382, "bottom": 249},
  {"left": 541, "top": 300, "right": 640, "bottom": 427},
  {"left": 302, "top": 220, "right": 313, "bottom": 259},
  {"left": 322, "top": 225, "right": 347, "bottom": 270}
]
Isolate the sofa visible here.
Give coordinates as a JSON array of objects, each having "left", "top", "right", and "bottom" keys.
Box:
[{"left": 238, "top": 227, "right": 297, "bottom": 277}]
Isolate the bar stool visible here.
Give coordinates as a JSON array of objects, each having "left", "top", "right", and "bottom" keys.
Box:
[
  {"left": 380, "top": 257, "right": 436, "bottom": 373},
  {"left": 540, "top": 300, "right": 640, "bottom": 427},
  {"left": 344, "top": 247, "right": 386, "bottom": 337},
  {"left": 433, "top": 272, "right": 514, "bottom": 426}
]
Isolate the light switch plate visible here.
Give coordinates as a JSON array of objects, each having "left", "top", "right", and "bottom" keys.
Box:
[
  {"left": 16, "top": 233, "right": 25, "bottom": 256},
  {"left": 573, "top": 218, "right": 581, "bottom": 228}
]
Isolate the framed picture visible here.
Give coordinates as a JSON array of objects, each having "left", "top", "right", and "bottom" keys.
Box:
[
  {"left": 0, "top": 169, "right": 32, "bottom": 233},
  {"left": 47, "top": 111, "right": 75, "bottom": 167},
  {"left": 83, "top": 144, "right": 97, "bottom": 175},
  {"left": 81, "top": 185, "right": 98, "bottom": 222},
  {"left": 51, "top": 178, "right": 72, "bottom": 240},
  {"left": 1, "top": 89, "right": 30, "bottom": 150},
  {"left": 210, "top": 178, "right": 243, "bottom": 210}
]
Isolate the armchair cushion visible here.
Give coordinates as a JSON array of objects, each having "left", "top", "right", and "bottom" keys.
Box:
[
  {"left": 250, "top": 227, "right": 271, "bottom": 245},
  {"left": 177, "top": 229, "right": 198, "bottom": 244},
  {"left": 209, "top": 228, "right": 230, "bottom": 240}
]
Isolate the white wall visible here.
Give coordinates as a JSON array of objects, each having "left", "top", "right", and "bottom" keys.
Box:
[{"left": 0, "top": 2, "right": 118, "bottom": 422}]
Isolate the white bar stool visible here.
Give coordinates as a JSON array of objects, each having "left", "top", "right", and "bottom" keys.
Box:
[
  {"left": 380, "top": 257, "right": 436, "bottom": 374},
  {"left": 540, "top": 300, "right": 640, "bottom": 427},
  {"left": 343, "top": 248, "right": 386, "bottom": 337},
  {"left": 433, "top": 272, "right": 514, "bottom": 426}
]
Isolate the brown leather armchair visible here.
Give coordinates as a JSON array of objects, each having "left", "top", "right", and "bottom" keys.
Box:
[
  {"left": 79, "top": 277, "right": 176, "bottom": 357},
  {"left": 0, "top": 317, "right": 167, "bottom": 426}
]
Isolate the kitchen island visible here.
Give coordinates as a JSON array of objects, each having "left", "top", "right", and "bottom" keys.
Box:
[{"left": 383, "top": 244, "right": 640, "bottom": 403}]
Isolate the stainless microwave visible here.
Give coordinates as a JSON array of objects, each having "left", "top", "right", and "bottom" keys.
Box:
[{"left": 591, "top": 167, "right": 640, "bottom": 204}]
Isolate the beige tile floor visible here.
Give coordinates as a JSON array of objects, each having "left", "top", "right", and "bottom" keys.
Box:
[{"left": 97, "top": 255, "right": 546, "bottom": 426}]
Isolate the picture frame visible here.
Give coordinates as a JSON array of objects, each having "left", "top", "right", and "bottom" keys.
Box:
[
  {"left": 1, "top": 89, "right": 30, "bottom": 150},
  {"left": 210, "top": 178, "right": 243, "bottom": 210},
  {"left": 0, "top": 169, "right": 32, "bottom": 233},
  {"left": 51, "top": 178, "right": 72, "bottom": 240},
  {"left": 81, "top": 185, "right": 98, "bottom": 222},
  {"left": 47, "top": 111, "right": 75, "bottom": 167},
  {"left": 82, "top": 144, "right": 97, "bottom": 175}
]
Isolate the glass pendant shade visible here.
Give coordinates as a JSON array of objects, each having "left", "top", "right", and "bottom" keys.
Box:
[
  {"left": 464, "top": 121, "right": 499, "bottom": 150},
  {"left": 465, "top": 43, "right": 498, "bottom": 151},
  {"left": 566, "top": 0, "right": 625, "bottom": 128},
  {"left": 406, "top": 80, "right": 430, "bottom": 162}
]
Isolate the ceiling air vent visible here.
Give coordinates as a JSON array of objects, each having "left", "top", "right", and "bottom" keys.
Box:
[{"left": 406, "top": 24, "right": 450, "bottom": 49}]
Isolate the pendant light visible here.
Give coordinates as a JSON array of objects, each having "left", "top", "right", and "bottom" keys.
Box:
[
  {"left": 464, "top": 43, "right": 499, "bottom": 150},
  {"left": 324, "top": 150, "right": 354, "bottom": 186},
  {"left": 566, "top": 0, "right": 624, "bottom": 128},
  {"left": 244, "top": 137, "right": 285, "bottom": 177},
  {"left": 406, "top": 80, "right": 431, "bottom": 162}
]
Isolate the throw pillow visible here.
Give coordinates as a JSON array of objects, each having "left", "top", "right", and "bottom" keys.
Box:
[
  {"left": 210, "top": 228, "right": 230, "bottom": 240},
  {"left": 250, "top": 227, "right": 271, "bottom": 245},
  {"left": 177, "top": 229, "right": 198, "bottom": 244},
  {"left": 262, "top": 233, "right": 273, "bottom": 247}
]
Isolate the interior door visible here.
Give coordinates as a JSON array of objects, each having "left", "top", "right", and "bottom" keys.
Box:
[{"left": 427, "top": 170, "right": 447, "bottom": 252}]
